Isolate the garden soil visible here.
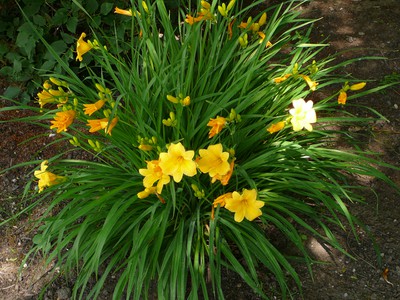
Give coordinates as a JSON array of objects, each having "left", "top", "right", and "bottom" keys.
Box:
[{"left": 1, "top": 0, "right": 399, "bottom": 299}]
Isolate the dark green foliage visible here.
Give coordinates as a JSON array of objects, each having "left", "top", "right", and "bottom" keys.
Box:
[{"left": 0, "top": 0, "right": 131, "bottom": 103}]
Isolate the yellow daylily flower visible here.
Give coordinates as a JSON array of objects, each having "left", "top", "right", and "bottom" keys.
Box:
[
  {"left": 185, "top": 1, "right": 213, "bottom": 25},
  {"left": 211, "top": 192, "right": 233, "bottom": 220},
  {"left": 207, "top": 116, "right": 226, "bottom": 138},
  {"left": 289, "top": 99, "right": 317, "bottom": 132},
  {"left": 114, "top": 7, "right": 133, "bottom": 16},
  {"left": 76, "top": 32, "right": 93, "bottom": 62},
  {"left": 50, "top": 110, "right": 76, "bottom": 133},
  {"left": 185, "top": 14, "right": 204, "bottom": 25},
  {"left": 273, "top": 74, "right": 292, "bottom": 83},
  {"left": 139, "top": 160, "right": 170, "bottom": 194},
  {"left": 338, "top": 90, "right": 347, "bottom": 105},
  {"left": 211, "top": 160, "right": 234, "bottom": 186},
  {"left": 158, "top": 142, "right": 197, "bottom": 183},
  {"left": 225, "top": 189, "right": 264, "bottom": 222},
  {"left": 197, "top": 144, "right": 230, "bottom": 178},
  {"left": 83, "top": 99, "right": 106, "bottom": 116},
  {"left": 87, "top": 117, "right": 118, "bottom": 135},
  {"left": 34, "top": 160, "right": 66, "bottom": 193},
  {"left": 301, "top": 75, "right": 318, "bottom": 91},
  {"left": 267, "top": 121, "right": 285, "bottom": 134},
  {"left": 213, "top": 192, "right": 233, "bottom": 208}
]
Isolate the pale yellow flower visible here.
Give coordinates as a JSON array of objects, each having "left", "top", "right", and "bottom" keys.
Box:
[
  {"left": 289, "top": 99, "right": 317, "bottom": 132},
  {"left": 224, "top": 189, "right": 264, "bottom": 222},
  {"left": 139, "top": 160, "right": 170, "bottom": 194},
  {"left": 158, "top": 142, "right": 197, "bottom": 183},
  {"left": 197, "top": 144, "right": 230, "bottom": 178},
  {"left": 50, "top": 110, "right": 76, "bottom": 133},
  {"left": 34, "top": 160, "right": 65, "bottom": 193},
  {"left": 76, "top": 32, "right": 93, "bottom": 62}
]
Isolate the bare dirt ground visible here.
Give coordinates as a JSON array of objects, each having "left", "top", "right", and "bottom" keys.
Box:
[{"left": 1, "top": 0, "right": 399, "bottom": 299}]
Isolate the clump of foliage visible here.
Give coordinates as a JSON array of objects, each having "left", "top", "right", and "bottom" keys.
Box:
[
  {"left": 2, "top": 0, "right": 399, "bottom": 299},
  {"left": 0, "top": 0, "right": 132, "bottom": 103}
]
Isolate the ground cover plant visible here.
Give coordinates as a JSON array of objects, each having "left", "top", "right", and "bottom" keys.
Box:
[{"left": 1, "top": 0, "right": 399, "bottom": 299}]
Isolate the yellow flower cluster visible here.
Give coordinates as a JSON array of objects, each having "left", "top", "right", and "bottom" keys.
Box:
[
  {"left": 185, "top": 1, "right": 214, "bottom": 25},
  {"left": 36, "top": 78, "right": 69, "bottom": 109},
  {"left": 138, "top": 142, "right": 234, "bottom": 192},
  {"left": 237, "top": 12, "right": 273, "bottom": 48},
  {"left": 138, "top": 142, "right": 264, "bottom": 222}
]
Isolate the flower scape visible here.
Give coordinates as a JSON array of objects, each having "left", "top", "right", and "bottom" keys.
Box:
[{"left": 9, "top": 1, "right": 398, "bottom": 299}]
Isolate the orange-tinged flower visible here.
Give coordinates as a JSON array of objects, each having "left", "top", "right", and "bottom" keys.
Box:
[
  {"left": 349, "top": 82, "right": 366, "bottom": 91},
  {"left": 114, "top": 7, "right": 133, "bottom": 16},
  {"left": 289, "top": 98, "right": 317, "bottom": 132},
  {"left": 301, "top": 75, "right": 318, "bottom": 91},
  {"left": 197, "top": 144, "right": 230, "bottom": 178},
  {"left": 224, "top": 189, "right": 264, "bottom": 222},
  {"left": 273, "top": 74, "right": 292, "bottom": 83},
  {"left": 213, "top": 192, "right": 232, "bottom": 208},
  {"left": 211, "top": 160, "right": 234, "bottom": 186},
  {"left": 267, "top": 121, "right": 285, "bottom": 134},
  {"left": 139, "top": 160, "right": 170, "bottom": 194},
  {"left": 76, "top": 32, "right": 93, "bottom": 62},
  {"left": 34, "top": 160, "right": 66, "bottom": 193},
  {"left": 83, "top": 99, "right": 106, "bottom": 116},
  {"left": 185, "top": 14, "right": 204, "bottom": 25},
  {"left": 207, "top": 116, "right": 226, "bottom": 138},
  {"left": 338, "top": 90, "right": 347, "bottom": 105},
  {"left": 211, "top": 192, "right": 233, "bottom": 219},
  {"left": 87, "top": 117, "right": 118, "bottom": 135},
  {"left": 158, "top": 142, "right": 197, "bottom": 183},
  {"left": 50, "top": 110, "right": 76, "bottom": 133}
]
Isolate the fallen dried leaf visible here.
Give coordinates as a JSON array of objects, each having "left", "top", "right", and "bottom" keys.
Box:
[{"left": 382, "top": 267, "right": 394, "bottom": 286}]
